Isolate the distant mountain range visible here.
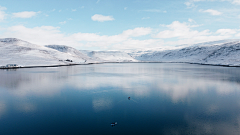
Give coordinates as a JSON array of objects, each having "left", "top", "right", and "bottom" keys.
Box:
[{"left": 1, "top": 38, "right": 240, "bottom": 67}]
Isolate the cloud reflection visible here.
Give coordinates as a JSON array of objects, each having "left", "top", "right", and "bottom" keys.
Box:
[
  {"left": 92, "top": 98, "right": 113, "bottom": 112},
  {"left": 157, "top": 77, "right": 239, "bottom": 102},
  {"left": 16, "top": 102, "right": 36, "bottom": 113},
  {"left": 0, "top": 64, "right": 240, "bottom": 102},
  {"left": 181, "top": 115, "right": 240, "bottom": 135},
  {"left": 0, "top": 101, "right": 6, "bottom": 118}
]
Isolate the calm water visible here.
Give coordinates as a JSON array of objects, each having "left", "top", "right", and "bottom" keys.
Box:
[{"left": 0, "top": 63, "right": 240, "bottom": 135}]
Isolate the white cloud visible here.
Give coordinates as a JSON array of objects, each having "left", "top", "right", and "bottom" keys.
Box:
[
  {"left": 216, "top": 29, "right": 237, "bottom": 35},
  {"left": 0, "top": 11, "right": 6, "bottom": 21},
  {"left": 80, "top": 6, "right": 84, "bottom": 9},
  {"left": 73, "top": 27, "right": 154, "bottom": 50},
  {"left": 1, "top": 20, "right": 239, "bottom": 50},
  {"left": 0, "top": 25, "right": 154, "bottom": 50},
  {"left": 153, "top": 21, "right": 239, "bottom": 46},
  {"left": 70, "top": 27, "right": 152, "bottom": 42},
  {"left": 72, "top": 9, "right": 77, "bottom": 12},
  {"left": 155, "top": 21, "right": 210, "bottom": 39},
  {"left": 96, "top": 0, "right": 100, "bottom": 3},
  {"left": 184, "top": 2, "right": 196, "bottom": 8},
  {"left": 142, "top": 17, "right": 150, "bottom": 20},
  {"left": 186, "top": 0, "right": 240, "bottom": 6},
  {"left": 235, "top": 32, "right": 240, "bottom": 37},
  {"left": 188, "top": 18, "right": 196, "bottom": 23},
  {"left": 124, "top": 7, "right": 127, "bottom": 10},
  {"left": 91, "top": 14, "right": 114, "bottom": 22},
  {"left": 12, "top": 11, "right": 39, "bottom": 18},
  {"left": 0, "top": 6, "right": 7, "bottom": 11},
  {"left": 142, "top": 9, "right": 163, "bottom": 12},
  {"left": 0, "top": 6, "right": 7, "bottom": 21},
  {"left": 199, "top": 9, "right": 222, "bottom": 15},
  {"left": 121, "top": 27, "right": 152, "bottom": 37},
  {"left": 2, "top": 25, "right": 64, "bottom": 44},
  {"left": 114, "top": 38, "right": 163, "bottom": 50},
  {"left": 59, "top": 21, "right": 66, "bottom": 25},
  {"left": 232, "top": 0, "right": 240, "bottom": 4}
]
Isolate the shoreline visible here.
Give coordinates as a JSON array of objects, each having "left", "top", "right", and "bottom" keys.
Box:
[
  {"left": 101, "top": 61, "right": 240, "bottom": 67},
  {"left": 0, "top": 62, "right": 104, "bottom": 69},
  {"left": 1, "top": 61, "right": 240, "bottom": 69}
]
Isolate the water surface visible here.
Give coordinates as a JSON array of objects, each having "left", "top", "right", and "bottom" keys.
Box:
[{"left": 0, "top": 63, "right": 240, "bottom": 135}]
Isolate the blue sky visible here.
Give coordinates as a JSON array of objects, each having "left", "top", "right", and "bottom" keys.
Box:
[{"left": 0, "top": 0, "right": 240, "bottom": 50}]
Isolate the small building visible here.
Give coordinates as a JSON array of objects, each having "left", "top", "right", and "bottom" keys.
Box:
[
  {"left": 65, "top": 59, "right": 73, "bottom": 62},
  {"left": 6, "top": 64, "right": 18, "bottom": 68}
]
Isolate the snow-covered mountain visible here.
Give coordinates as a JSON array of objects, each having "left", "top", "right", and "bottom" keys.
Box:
[
  {"left": 1, "top": 38, "right": 240, "bottom": 67},
  {"left": 80, "top": 50, "right": 138, "bottom": 62},
  {"left": 78, "top": 39, "right": 240, "bottom": 66},
  {"left": 130, "top": 39, "right": 240, "bottom": 66},
  {"left": 45, "top": 45, "right": 96, "bottom": 63},
  {"left": 0, "top": 38, "right": 92, "bottom": 67}
]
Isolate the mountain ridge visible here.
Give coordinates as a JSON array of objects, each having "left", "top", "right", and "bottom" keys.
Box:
[
  {"left": 1, "top": 38, "right": 240, "bottom": 67},
  {"left": 0, "top": 38, "right": 93, "bottom": 67}
]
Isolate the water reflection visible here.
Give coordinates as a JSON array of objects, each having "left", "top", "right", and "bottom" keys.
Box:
[
  {"left": 92, "top": 98, "right": 113, "bottom": 112},
  {"left": 0, "top": 63, "right": 240, "bottom": 134},
  {"left": 16, "top": 102, "right": 36, "bottom": 113},
  {"left": 0, "top": 101, "right": 6, "bottom": 118},
  {"left": 1, "top": 64, "right": 239, "bottom": 99}
]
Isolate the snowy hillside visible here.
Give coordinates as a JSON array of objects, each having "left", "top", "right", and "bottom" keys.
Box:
[
  {"left": 80, "top": 50, "right": 138, "bottom": 62},
  {"left": 131, "top": 40, "right": 240, "bottom": 66},
  {"left": 45, "top": 45, "right": 96, "bottom": 63},
  {"left": 1, "top": 38, "right": 240, "bottom": 67},
  {"left": 78, "top": 39, "right": 240, "bottom": 66},
  {"left": 0, "top": 38, "right": 91, "bottom": 67}
]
